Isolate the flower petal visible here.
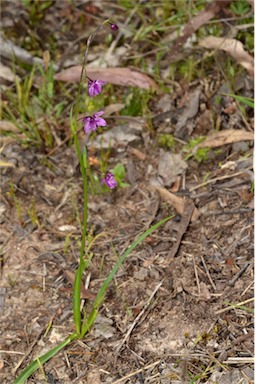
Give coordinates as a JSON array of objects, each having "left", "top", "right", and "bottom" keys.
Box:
[
  {"left": 94, "top": 111, "right": 105, "bottom": 117},
  {"left": 102, "top": 173, "right": 117, "bottom": 189},
  {"left": 95, "top": 117, "right": 107, "bottom": 127}
]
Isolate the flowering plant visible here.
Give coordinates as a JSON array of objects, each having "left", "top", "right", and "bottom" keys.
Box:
[{"left": 14, "top": 19, "right": 172, "bottom": 383}]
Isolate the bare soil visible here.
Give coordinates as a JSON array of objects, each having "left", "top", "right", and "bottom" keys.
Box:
[{"left": 0, "top": 1, "right": 254, "bottom": 383}]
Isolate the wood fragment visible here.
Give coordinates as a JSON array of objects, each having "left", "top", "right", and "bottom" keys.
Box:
[
  {"left": 201, "top": 255, "right": 217, "bottom": 291},
  {"left": 169, "top": 201, "right": 195, "bottom": 259},
  {"left": 111, "top": 360, "right": 161, "bottom": 384},
  {"left": 219, "top": 331, "right": 254, "bottom": 362},
  {"left": 197, "top": 129, "right": 254, "bottom": 149},
  {"left": 228, "top": 262, "right": 251, "bottom": 287}
]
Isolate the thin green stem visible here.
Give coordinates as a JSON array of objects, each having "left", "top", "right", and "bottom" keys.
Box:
[
  {"left": 71, "top": 19, "right": 110, "bottom": 337},
  {"left": 72, "top": 147, "right": 88, "bottom": 336}
]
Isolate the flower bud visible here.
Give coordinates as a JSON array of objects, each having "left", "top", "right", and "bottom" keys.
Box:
[{"left": 110, "top": 24, "right": 118, "bottom": 31}]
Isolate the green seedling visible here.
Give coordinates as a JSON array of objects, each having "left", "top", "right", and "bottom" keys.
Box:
[
  {"left": 250, "top": 180, "right": 254, "bottom": 194},
  {"left": 22, "top": 0, "right": 53, "bottom": 25},
  {"left": 230, "top": 0, "right": 250, "bottom": 15},
  {"left": 157, "top": 134, "right": 176, "bottom": 150},
  {"left": 3, "top": 60, "right": 69, "bottom": 148},
  {"left": 7, "top": 183, "right": 23, "bottom": 225},
  {"left": 121, "top": 88, "right": 151, "bottom": 116},
  {"left": 183, "top": 137, "right": 210, "bottom": 163},
  {"left": 27, "top": 199, "right": 41, "bottom": 228},
  {"left": 8, "top": 274, "right": 17, "bottom": 288}
]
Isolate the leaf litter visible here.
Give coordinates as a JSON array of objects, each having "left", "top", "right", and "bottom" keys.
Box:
[{"left": 0, "top": 1, "right": 254, "bottom": 383}]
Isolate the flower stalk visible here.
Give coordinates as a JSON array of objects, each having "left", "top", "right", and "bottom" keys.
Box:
[{"left": 13, "top": 19, "right": 173, "bottom": 384}]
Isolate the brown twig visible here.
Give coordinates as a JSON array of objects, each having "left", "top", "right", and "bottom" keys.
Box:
[
  {"left": 169, "top": 200, "right": 195, "bottom": 259},
  {"left": 228, "top": 262, "right": 251, "bottom": 287},
  {"left": 200, "top": 255, "right": 217, "bottom": 291}
]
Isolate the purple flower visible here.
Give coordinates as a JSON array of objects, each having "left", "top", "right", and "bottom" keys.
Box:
[
  {"left": 101, "top": 173, "right": 117, "bottom": 189},
  {"left": 88, "top": 79, "right": 107, "bottom": 97},
  {"left": 110, "top": 24, "right": 118, "bottom": 31},
  {"left": 82, "top": 111, "right": 107, "bottom": 133}
]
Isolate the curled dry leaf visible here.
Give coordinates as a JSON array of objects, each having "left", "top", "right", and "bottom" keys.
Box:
[
  {"left": 199, "top": 36, "right": 254, "bottom": 77},
  {"left": 197, "top": 129, "right": 254, "bottom": 149},
  {"left": 54, "top": 66, "right": 160, "bottom": 92}
]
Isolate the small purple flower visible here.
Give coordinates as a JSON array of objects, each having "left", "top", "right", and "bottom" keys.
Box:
[
  {"left": 110, "top": 24, "right": 118, "bottom": 31},
  {"left": 82, "top": 111, "right": 107, "bottom": 133},
  {"left": 88, "top": 79, "right": 107, "bottom": 97},
  {"left": 101, "top": 173, "right": 117, "bottom": 189}
]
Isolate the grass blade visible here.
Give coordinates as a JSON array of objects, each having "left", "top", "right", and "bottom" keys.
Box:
[
  {"left": 81, "top": 215, "right": 173, "bottom": 335},
  {"left": 13, "top": 334, "right": 75, "bottom": 384}
]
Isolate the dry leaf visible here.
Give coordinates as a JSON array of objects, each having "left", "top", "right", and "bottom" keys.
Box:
[
  {"left": 158, "top": 152, "right": 187, "bottom": 187},
  {"left": 199, "top": 36, "right": 254, "bottom": 77},
  {"left": 167, "top": 0, "right": 231, "bottom": 63},
  {"left": 197, "top": 129, "right": 253, "bottom": 148},
  {"left": 150, "top": 180, "right": 200, "bottom": 222},
  {"left": 54, "top": 66, "right": 160, "bottom": 92}
]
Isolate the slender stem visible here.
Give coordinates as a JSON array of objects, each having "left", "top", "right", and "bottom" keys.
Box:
[
  {"left": 72, "top": 145, "right": 87, "bottom": 336},
  {"left": 80, "top": 150, "right": 88, "bottom": 260},
  {"left": 72, "top": 18, "right": 110, "bottom": 337}
]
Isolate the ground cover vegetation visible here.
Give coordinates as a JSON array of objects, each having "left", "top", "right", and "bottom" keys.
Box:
[{"left": 0, "top": 1, "right": 254, "bottom": 383}]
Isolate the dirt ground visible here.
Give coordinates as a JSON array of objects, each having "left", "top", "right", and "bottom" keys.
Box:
[{"left": 0, "top": 1, "right": 254, "bottom": 383}]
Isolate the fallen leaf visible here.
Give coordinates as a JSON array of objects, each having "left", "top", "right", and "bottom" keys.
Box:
[
  {"left": 150, "top": 179, "right": 200, "bottom": 222},
  {"left": 94, "top": 314, "right": 115, "bottom": 339},
  {"left": 167, "top": 0, "right": 231, "bottom": 63},
  {"left": 174, "top": 89, "right": 200, "bottom": 138},
  {"left": 54, "top": 66, "right": 160, "bottom": 92},
  {"left": 197, "top": 129, "right": 253, "bottom": 148},
  {"left": 158, "top": 152, "right": 187, "bottom": 187},
  {"left": 199, "top": 36, "right": 254, "bottom": 77}
]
